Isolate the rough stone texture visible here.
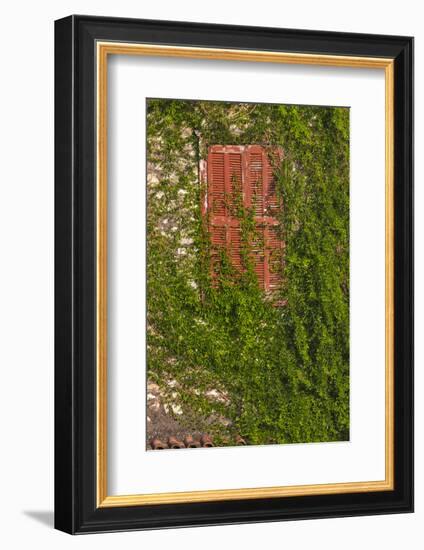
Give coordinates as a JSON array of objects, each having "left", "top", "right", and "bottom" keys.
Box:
[
  {"left": 146, "top": 381, "right": 203, "bottom": 449},
  {"left": 146, "top": 379, "right": 232, "bottom": 449}
]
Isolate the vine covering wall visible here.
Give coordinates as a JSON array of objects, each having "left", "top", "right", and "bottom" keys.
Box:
[{"left": 146, "top": 98, "right": 350, "bottom": 446}]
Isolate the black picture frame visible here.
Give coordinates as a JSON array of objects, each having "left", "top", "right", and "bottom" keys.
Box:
[{"left": 55, "top": 14, "right": 414, "bottom": 534}]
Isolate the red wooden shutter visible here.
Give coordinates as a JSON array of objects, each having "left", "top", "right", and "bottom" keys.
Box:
[
  {"left": 207, "top": 148, "right": 226, "bottom": 280},
  {"left": 247, "top": 147, "right": 264, "bottom": 216},
  {"left": 208, "top": 150, "right": 226, "bottom": 216},
  {"left": 205, "top": 145, "right": 284, "bottom": 298}
]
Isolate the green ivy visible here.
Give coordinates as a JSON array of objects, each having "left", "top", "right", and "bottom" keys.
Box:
[{"left": 146, "top": 99, "right": 350, "bottom": 445}]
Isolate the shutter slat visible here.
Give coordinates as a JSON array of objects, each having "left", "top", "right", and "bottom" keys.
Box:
[
  {"left": 209, "top": 152, "right": 226, "bottom": 215},
  {"left": 252, "top": 223, "right": 265, "bottom": 290},
  {"left": 228, "top": 153, "right": 243, "bottom": 212},
  {"left": 210, "top": 224, "right": 226, "bottom": 282},
  {"left": 266, "top": 164, "right": 279, "bottom": 215},
  {"left": 229, "top": 224, "right": 242, "bottom": 271},
  {"left": 248, "top": 151, "right": 264, "bottom": 216}
]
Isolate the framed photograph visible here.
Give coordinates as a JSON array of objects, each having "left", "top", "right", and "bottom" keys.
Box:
[{"left": 54, "top": 15, "right": 413, "bottom": 534}]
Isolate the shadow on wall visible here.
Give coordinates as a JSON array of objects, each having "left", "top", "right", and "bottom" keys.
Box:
[{"left": 23, "top": 510, "right": 54, "bottom": 529}]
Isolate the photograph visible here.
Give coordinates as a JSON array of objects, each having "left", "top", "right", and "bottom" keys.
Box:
[{"left": 146, "top": 98, "right": 350, "bottom": 450}]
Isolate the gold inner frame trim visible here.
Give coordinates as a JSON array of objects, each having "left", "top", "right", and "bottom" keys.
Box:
[{"left": 96, "top": 41, "right": 395, "bottom": 508}]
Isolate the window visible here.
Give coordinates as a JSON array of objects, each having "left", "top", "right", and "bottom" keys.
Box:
[{"left": 201, "top": 145, "right": 284, "bottom": 300}]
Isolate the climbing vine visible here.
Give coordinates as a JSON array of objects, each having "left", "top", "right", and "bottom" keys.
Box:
[{"left": 146, "top": 99, "right": 350, "bottom": 445}]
